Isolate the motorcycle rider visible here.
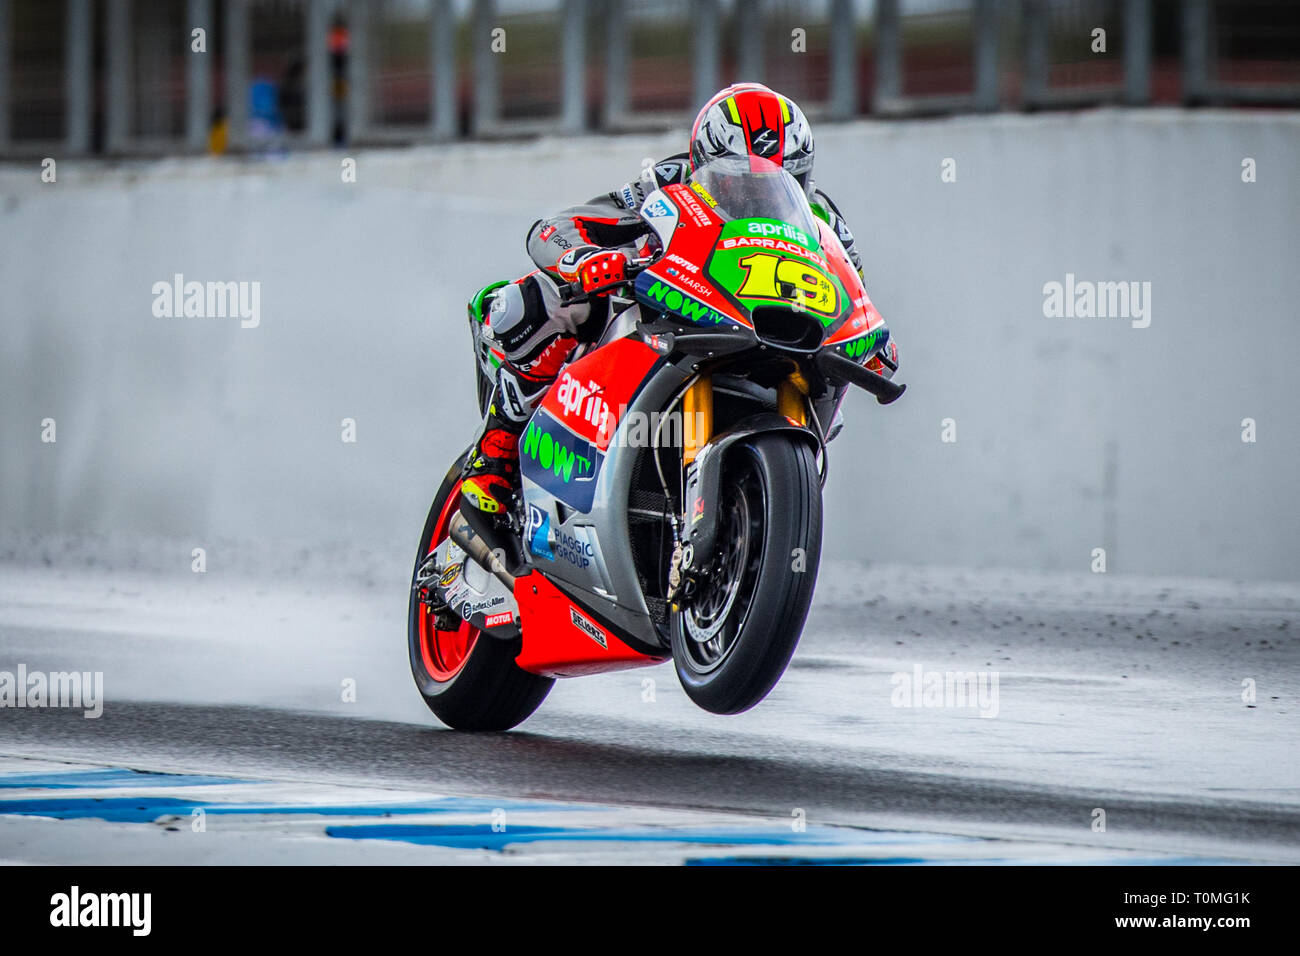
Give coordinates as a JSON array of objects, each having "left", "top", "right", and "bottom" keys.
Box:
[{"left": 460, "top": 82, "right": 884, "bottom": 515}]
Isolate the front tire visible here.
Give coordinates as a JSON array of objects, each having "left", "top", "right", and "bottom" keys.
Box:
[
  {"left": 671, "top": 434, "right": 822, "bottom": 715},
  {"left": 408, "top": 454, "right": 553, "bottom": 731}
]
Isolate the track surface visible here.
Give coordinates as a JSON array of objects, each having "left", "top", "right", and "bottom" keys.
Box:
[{"left": 1, "top": 551, "right": 1297, "bottom": 863}]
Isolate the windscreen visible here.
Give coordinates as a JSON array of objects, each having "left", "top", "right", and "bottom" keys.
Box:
[{"left": 689, "top": 156, "right": 820, "bottom": 240}]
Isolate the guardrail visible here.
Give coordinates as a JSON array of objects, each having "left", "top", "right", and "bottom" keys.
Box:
[{"left": 0, "top": 0, "right": 1297, "bottom": 158}]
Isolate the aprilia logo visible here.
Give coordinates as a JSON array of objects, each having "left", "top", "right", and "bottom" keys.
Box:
[
  {"left": 748, "top": 221, "right": 808, "bottom": 245},
  {"left": 557, "top": 371, "right": 611, "bottom": 436}
]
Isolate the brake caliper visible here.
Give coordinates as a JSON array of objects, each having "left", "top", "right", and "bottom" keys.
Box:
[{"left": 666, "top": 540, "right": 699, "bottom": 608}]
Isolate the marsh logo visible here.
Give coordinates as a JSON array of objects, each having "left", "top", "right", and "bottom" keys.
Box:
[
  {"left": 152, "top": 273, "right": 260, "bottom": 328},
  {"left": 50, "top": 886, "right": 151, "bottom": 936},
  {"left": 570, "top": 607, "right": 607, "bottom": 649},
  {"left": 665, "top": 269, "right": 713, "bottom": 299}
]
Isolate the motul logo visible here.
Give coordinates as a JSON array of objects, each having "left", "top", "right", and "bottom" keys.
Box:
[{"left": 666, "top": 253, "right": 699, "bottom": 274}]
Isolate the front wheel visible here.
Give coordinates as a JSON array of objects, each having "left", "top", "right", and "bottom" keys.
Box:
[
  {"left": 408, "top": 454, "right": 553, "bottom": 731},
  {"left": 671, "top": 434, "right": 823, "bottom": 715}
]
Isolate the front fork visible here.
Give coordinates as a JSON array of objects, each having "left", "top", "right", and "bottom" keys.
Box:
[
  {"left": 777, "top": 374, "right": 809, "bottom": 427},
  {"left": 667, "top": 370, "right": 811, "bottom": 606},
  {"left": 668, "top": 375, "right": 713, "bottom": 605}
]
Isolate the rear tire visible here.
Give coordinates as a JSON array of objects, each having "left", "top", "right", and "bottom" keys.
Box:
[
  {"left": 671, "top": 435, "right": 822, "bottom": 714},
  {"left": 408, "top": 454, "right": 553, "bottom": 731}
]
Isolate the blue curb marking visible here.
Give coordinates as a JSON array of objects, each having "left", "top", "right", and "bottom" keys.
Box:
[
  {"left": 1, "top": 771, "right": 1236, "bottom": 864},
  {"left": 687, "top": 856, "right": 931, "bottom": 866},
  {"left": 0, "top": 769, "right": 246, "bottom": 790},
  {"left": 0, "top": 797, "right": 217, "bottom": 823},
  {"left": 322, "top": 823, "right": 968, "bottom": 851},
  {"left": 686, "top": 855, "right": 1237, "bottom": 866},
  {"left": 0, "top": 794, "right": 584, "bottom": 824}
]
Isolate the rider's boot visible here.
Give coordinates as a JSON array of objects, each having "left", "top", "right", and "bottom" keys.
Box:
[
  {"left": 461, "top": 367, "right": 552, "bottom": 516},
  {"left": 462, "top": 400, "right": 524, "bottom": 516}
]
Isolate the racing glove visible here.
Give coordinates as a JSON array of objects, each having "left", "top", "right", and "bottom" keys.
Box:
[{"left": 575, "top": 250, "right": 630, "bottom": 295}]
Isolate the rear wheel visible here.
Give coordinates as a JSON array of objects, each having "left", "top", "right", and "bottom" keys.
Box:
[
  {"left": 671, "top": 435, "right": 822, "bottom": 714},
  {"left": 408, "top": 455, "right": 553, "bottom": 730}
]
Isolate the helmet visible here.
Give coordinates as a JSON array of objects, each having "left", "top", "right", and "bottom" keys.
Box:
[{"left": 689, "top": 83, "right": 815, "bottom": 190}]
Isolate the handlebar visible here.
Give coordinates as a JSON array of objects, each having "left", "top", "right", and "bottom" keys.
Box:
[{"left": 557, "top": 258, "right": 654, "bottom": 306}]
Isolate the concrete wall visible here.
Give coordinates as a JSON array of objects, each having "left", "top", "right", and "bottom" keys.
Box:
[{"left": 2, "top": 109, "right": 1298, "bottom": 580}]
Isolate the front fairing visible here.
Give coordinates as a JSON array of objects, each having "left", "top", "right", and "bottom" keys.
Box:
[{"left": 634, "top": 165, "right": 887, "bottom": 360}]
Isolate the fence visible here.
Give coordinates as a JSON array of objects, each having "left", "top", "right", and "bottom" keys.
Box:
[{"left": 0, "top": 0, "right": 1298, "bottom": 157}]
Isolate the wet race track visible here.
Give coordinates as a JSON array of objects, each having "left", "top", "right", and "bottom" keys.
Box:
[{"left": 2, "top": 553, "right": 1296, "bottom": 864}]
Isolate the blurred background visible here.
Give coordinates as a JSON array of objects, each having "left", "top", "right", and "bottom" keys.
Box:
[
  {"left": 1, "top": 0, "right": 1298, "bottom": 584},
  {"left": 2, "top": 0, "right": 1300, "bottom": 154}
]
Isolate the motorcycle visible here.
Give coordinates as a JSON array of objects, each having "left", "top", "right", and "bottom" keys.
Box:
[{"left": 408, "top": 156, "right": 905, "bottom": 730}]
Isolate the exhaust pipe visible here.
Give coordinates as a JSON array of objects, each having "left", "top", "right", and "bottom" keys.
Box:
[{"left": 448, "top": 512, "right": 518, "bottom": 591}]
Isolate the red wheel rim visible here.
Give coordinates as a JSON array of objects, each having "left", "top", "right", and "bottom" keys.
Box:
[{"left": 416, "top": 485, "right": 480, "bottom": 681}]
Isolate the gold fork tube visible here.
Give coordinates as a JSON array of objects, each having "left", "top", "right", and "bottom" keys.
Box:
[
  {"left": 682, "top": 375, "right": 713, "bottom": 464},
  {"left": 777, "top": 376, "right": 808, "bottom": 425}
]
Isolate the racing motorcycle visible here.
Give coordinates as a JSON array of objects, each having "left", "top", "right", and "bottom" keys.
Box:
[{"left": 408, "top": 156, "right": 905, "bottom": 730}]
